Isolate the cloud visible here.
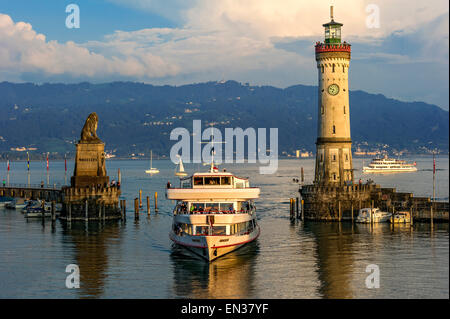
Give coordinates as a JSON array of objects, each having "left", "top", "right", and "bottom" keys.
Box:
[
  {"left": 0, "top": 0, "right": 448, "bottom": 108},
  {"left": 0, "top": 13, "right": 178, "bottom": 82}
]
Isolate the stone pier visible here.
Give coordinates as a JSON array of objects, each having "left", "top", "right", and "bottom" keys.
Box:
[{"left": 300, "top": 183, "right": 449, "bottom": 222}]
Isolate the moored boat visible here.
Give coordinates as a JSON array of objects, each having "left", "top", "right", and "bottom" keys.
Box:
[
  {"left": 356, "top": 208, "right": 391, "bottom": 223},
  {"left": 391, "top": 211, "right": 411, "bottom": 223},
  {"left": 167, "top": 163, "right": 260, "bottom": 262},
  {"left": 5, "top": 199, "right": 28, "bottom": 210}
]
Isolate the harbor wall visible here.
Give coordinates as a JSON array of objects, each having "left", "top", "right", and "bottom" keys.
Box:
[{"left": 299, "top": 183, "right": 449, "bottom": 222}]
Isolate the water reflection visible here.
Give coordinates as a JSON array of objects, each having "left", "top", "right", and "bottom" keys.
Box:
[
  {"left": 170, "top": 242, "right": 259, "bottom": 298},
  {"left": 61, "top": 221, "right": 124, "bottom": 298},
  {"left": 304, "top": 223, "right": 356, "bottom": 298}
]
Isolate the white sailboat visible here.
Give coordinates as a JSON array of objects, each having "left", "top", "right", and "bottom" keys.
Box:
[
  {"left": 175, "top": 155, "right": 188, "bottom": 177},
  {"left": 145, "top": 150, "right": 159, "bottom": 174}
]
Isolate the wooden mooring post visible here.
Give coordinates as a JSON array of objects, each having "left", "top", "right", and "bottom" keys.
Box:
[
  {"left": 351, "top": 202, "right": 354, "bottom": 223},
  {"left": 85, "top": 199, "right": 88, "bottom": 222},
  {"left": 139, "top": 189, "right": 143, "bottom": 208},
  {"left": 121, "top": 200, "right": 126, "bottom": 222},
  {"left": 41, "top": 200, "right": 46, "bottom": 223},
  {"left": 295, "top": 197, "right": 299, "bottom": 219},
  {"left": 289, "top": 198, "right": 294, "bottom": 221},
  {"left": 301, "top": 199, "right": 304, "bottom": 221},
  {"left": 147, "top": 196, "right": 150, "bottom": 216},
  {"left": 154, "top": 192, "right": 158, "bottom": 213},
  {"left": 134, "top": 198, "right": 139, "bottom": 220},
  {"left": 51, "top": 201, "right": 56, "bottom": 222}
]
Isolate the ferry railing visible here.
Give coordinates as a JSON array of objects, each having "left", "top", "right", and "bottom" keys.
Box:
[{"left": 173, "top": 208, "right": 255, "bottom": 216}]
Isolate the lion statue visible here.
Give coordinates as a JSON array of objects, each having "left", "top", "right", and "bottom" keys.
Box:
[{"left": 80, "top": 112, "right": 101, "bottom": 142}]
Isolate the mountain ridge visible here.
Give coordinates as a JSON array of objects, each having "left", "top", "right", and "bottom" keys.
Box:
[{"left": 0, "top": 80, "right": 448, "bottom": 158}]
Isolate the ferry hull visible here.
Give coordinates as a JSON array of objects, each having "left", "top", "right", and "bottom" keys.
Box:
[{"left": 170, "top": 226, "right": 260, "bottom": 262}]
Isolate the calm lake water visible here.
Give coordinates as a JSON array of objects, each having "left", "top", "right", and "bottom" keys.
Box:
[{"left": 0, "top": 156, "right": 448, "bottom": 298}]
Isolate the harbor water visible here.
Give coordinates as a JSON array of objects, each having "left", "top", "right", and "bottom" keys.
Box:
[{"left": 0, "top": 156, "right": 448, "bottom": 298}]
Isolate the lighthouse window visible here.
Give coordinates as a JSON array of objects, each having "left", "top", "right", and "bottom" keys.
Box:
[
  {"left": 343, "top": 106, "right": 346, "bottom": 114},
  {"left": 333, "top": 174, "right": 336, "bottom": 180},
  {"left": 320, "top": 154, "right": 323, "bottom": 162},
  {"left": 321, "top": 65, "right": 324, "bottom": 73},
  {"left": 343, "top": 65, "right": 345, "bottom": 73},
  {"left": 332, "top": 64, "right": 335, "bottom": 73},
  {"left": 332, "top": 125, "right": 336, "bottom": 134},
  {"left": 332, "top": 155, "right": 336, "bottom": 161},
  {"left": 345, "top": 154, "right": 349, "bottom": 161},
  {"left": 321, "top": 105, "right": 324, "bottom": 114}
]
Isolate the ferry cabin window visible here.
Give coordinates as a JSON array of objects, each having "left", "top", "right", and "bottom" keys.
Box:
[
  {"left": 191, "top": 203, "right": 205, "bottom": 212},
  {"left": 195, "top": 226, "right": 209, "bottom": 235},
  {"left": 193, "top": 177, "right": 204, "bottom": 185},
  {"left": 205, "top": 177, "right": 220, "bottom": 185},
  {"left": 220, "top": 176, "right": 231, "bottom": 185},
  {"left": 211, "top": 226, "right": 226, "bottom": 236},
  {"left": 221, "top": 203, "right": 234, "bottom": 213},
  {"left": 205, "top": 203, "right": 219, "bottom": 212}
]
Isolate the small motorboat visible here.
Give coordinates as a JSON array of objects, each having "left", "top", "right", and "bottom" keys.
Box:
[
  {"left": 5, "top": 199, "right": 28, "bottom": 210},
  {"left": 356, "top": 208, "right": 391, "bottom": 223},
  {"left": 391, "top": 211, "right": 411, "bottom": 223},
  {"left": 0, "top": 196, "right": 14, "bottom": 208},
  {"left": 24, "top": 208, "right": 52, "bottom": 218}
]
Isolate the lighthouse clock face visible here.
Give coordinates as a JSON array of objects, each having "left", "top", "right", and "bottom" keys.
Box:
[{"left": 328, "top": 84, "right": 340, "bottom": 95}]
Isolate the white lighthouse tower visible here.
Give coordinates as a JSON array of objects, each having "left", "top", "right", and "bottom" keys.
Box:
[{"left": 314, "top": 6, "right": 353, "bottom": 186}]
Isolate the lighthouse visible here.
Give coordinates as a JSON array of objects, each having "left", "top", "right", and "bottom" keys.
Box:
[
  {"left": 298, "top": 6, "right": 445, "bottom": 222},
  {"left": 314, "top": 6, "right": 353, "bottom": 186}
]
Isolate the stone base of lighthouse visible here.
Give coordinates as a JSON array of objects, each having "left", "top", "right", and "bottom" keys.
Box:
[{"left": 299, "top": 183, "right": 449, "bottom": 222}]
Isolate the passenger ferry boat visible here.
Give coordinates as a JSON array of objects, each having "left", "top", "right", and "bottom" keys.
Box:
[
  {"left": 167, "top": 162, "right": 260, "bottom": 262},
  {"left": 363, "top": 156, "right": 417, "bottom": 173}
]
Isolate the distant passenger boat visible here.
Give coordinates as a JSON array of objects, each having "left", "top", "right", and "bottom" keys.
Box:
[
  {"left": 356, "top": 208, "right": 391, "bottom": 223},
  {"left": 175, "top": 155, "right": 188, "bottom": 177},
  {"left": 363, "top": 155, "right": 417, "bottom": 173},
  {"left": 145, "top": 150, "right": 160, "bottom": 174}
]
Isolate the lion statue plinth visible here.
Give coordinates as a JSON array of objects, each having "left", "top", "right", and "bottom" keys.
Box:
[{"left": 80, "top": 112, "right": 102, "bottom": 143}]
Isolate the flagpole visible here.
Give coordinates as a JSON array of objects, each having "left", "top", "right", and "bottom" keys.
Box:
[
  {"left": 7, "top": 157, "right": 10, "bottom": 186},
  {"left": 64, "top": 153, "right": 67, "bottom": 185},
  {"left": 27, "top": 151, "right": 30, "bottom": 187},
  {"left": 432, "top": 152, "right": 436, "bottom": 203},
  {"left": 46, "top": 152, "right": 49, "bottom": 186}
]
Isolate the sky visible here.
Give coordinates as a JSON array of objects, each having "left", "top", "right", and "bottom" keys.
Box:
[{"left": 0, "top": 0, "right": 448, "bottom": 109}]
